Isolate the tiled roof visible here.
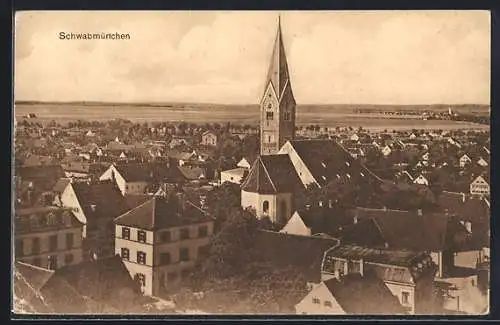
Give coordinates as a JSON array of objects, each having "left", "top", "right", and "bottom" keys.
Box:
[
  {"left": 52, "top": 178, "right": 71, "bottom": 193},
  {"left": 14, "top": 262, "right": 54, "bottom": 301},
  {"left": 323, "top": 271, "right": 405, "bottom": 314},
  {"left": 437, "top": 191, "right": 490, "bottom": 221},
  {"left": 114, "top": 197, "right": 212, "bottom": 231},
  {"left": 255, "top": 230, "right": 339, "bottom": 282},
  {"left": 179, "top": 166, "right": 206, "bottom": 180},
  {"left": 324, "top": 244, "right": 423, "bottom": 267},
  {"left": 241, "top": 155, "right": 302, "bottom": 194},
  {"left": 16, "top": 165, "right": 65, "bottom": 191},
  {"left": 15, "top": 206, "right": 83, "bottom": 234},
  {"left": 114, "top": 162, "right": 186, "bottom": 183},
  {"left": 296, "top": 206, "right": 353, "bottom": 237},
  {"left": 40, "top": 255, "right": 141, "bottom": 312},
  {"left": 22, "top": 155, "right": 58, "bottom": 167},
  {"left": 340, "top": 212, "right": 459, "bottom": 252},
  {"left": 71, "top": 181, "right": 129, "bottom": 222},
  {"left": 288, "top": 140, "right": 382, "bottom": 187}
]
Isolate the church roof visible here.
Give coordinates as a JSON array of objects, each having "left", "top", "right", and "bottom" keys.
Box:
[
  {"left": 264, "top": 17, "right": 295, "bottom": 103},
  {"left": 287, "top": 140, "right": 383, "bottom": 187},
  {"left": 241, "top": 154, "right": 302, "bottom": 194}
]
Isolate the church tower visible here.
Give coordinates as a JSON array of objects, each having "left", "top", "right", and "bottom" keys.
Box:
[{"left": 260, "top": 16, "right": 296, "bottom": 156}]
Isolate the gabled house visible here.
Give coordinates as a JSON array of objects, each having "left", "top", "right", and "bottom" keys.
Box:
[
  {"left": 295, "top": 271, "right": 405, "bottom": 315},
  {"left": 381, "top": 145, "right": 392, "bottom": 157},
  {"left": 15, "top": 206, "right": 84, "bottom": 270},
  {"left": 201, "top": 130, "right": 219, "bottom": 147},
  {"left": 459, "top": 154, "right": 472, "bottom": 168},
  {"left": 220, "top": 167, "right": 248, "bottom": 185},
  {"left": 236, "top": 157, "right": 255, "bottom": 169},
  {"left": 470, "top": 175, "right": 490, "bottom": 197},
  {"left": 477, "top": 157, "right": 488, "bottom": 167},
  {"left": 99, "top": 161, "right": 185, "bottom": 196},
  {"left": 321, "top": 244, "right": 438, "bottom": 314},
  {"left": 114, "top": 196, "right": 214, "bottom": 296},
  {"left": 413, "top": 174, "right": 429, "bottom": 186},
  {"left": 58, "top": 180, "right": 130, "bottom": 258},
  {"left": 279, "top": 206, "right": 352, "bottom": 238}
]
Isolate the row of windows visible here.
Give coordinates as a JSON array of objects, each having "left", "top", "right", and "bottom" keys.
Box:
[
  {"left": 120, "top": 247, "right": 192, "bottom": 265},
  {"left": 121, "top": 226, "right": 209, "bottom": 243},
  {"left": 15, "top": 233, "right": 75, "bottom": 257},
  {"left": 265, "top": 106, "right": 292, "bottom": 121},
  {"left": 312, "top": 297, "right": 332, "bottom": 307},
  {"left": 135, "top": 268, "right": 192, "bottom": 289}
]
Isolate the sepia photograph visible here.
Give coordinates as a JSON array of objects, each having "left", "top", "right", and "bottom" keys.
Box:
[{"left": 12, "top": 10, "right": 490, "bottom": 316}]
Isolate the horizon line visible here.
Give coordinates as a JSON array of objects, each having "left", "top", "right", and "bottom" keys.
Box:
[{"left": 14, "top": 100, "right": 490, "bottom": 107}]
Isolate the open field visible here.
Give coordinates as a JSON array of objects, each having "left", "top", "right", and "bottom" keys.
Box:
[{"left": 14, "top": 102, "right": 490, "bottom": 131}]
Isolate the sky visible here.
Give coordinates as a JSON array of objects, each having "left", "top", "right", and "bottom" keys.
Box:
[{"left": 14, "top": 11, "right": 490, "bottom": 105}]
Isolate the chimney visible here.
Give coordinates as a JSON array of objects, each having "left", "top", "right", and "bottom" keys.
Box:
[
  {"left": 328, "top": 199, "right": 333, "bottom": 208},
  {"left": 384, "top": 242, "right": 389, "bottom": 249},
  {"left": 462, "top": 193, "right": 466, "bottom": 202},
  {"left": 417, "top": 209, "right": 423, "bottom": 216},
  {"left": 353, "top": 216, "right": 358, "bottom": 224},
  {"left": 305, "top": 204, "right": 311, "bottom": 210},
  {"left": 47, "top": 256, "right": 53, "bottom": 270},
  {"left": 359, "top": 260, "right": 364, "bottom": 276},
  {"left": 90, "top": 204, "right": 96, "bottom": 212},
  {"left": 318, "top": 200, "right": 323, "bottom": 207}
]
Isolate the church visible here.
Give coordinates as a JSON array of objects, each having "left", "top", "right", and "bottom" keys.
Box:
[{"left": 240, "top": 17, "right": 382, "bottom": 226}]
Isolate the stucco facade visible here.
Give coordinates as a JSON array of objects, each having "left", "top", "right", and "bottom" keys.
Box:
[
  {"left": 241, "top": 190, "right": 293, "bottom": 225},
  {"left": 295, "top": 283, "right": 345, "bottom": 315},
  {"left": 115, "top": 221, "right": 214, "bottom": 296}
]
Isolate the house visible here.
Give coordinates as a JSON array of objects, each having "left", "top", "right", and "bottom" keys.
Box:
[
  {"left": 58, "top": 180, "right": 130, "bottom": 258},
  {"left": 413, "top": 174, "right": 429, "bottom": 186},
  {"left": 295, "top": 271, "right": 405, "bottom": 315},
  {"left": 337, "top": 211, "right": 472, "bottom": 279},
  {"left": 459, "top": 154, "right": 472, "bottom": 168},
  {"left": 422, "top": 152, "right": 430, "bottom": 161},
  {"left": 99, "top": 161, "right": 186, "bottom": 195},
  {"left": 236, "top": 157, "right": 254, "bottom": 169},
  {"left": 169, "top": 137, "right": 190, "bottom": 149},
  {"left": 279, "top": 206, "right": 353, "bottom": 238},
  {"left": 321, "top": 244, "right": 438, "bottom": 314},
  {"left": 381, "top": 145, "right": 392, "bottom": 157},
  {"left": 15, "top": 206, "right": 84, "bottom": 270},
  {"left": 179, "top": 166, "right": 207, "bottom": 182},
  {"left": 14, "top": 256, "right": 144, "bottom": 314},
  {"left": 114, "top": 196, "right": 214, "bottom": 296},
  {"left": 201, "top": 131, "right": 219, "bottom": 147},
  {"left": 241, "top": 155, "right": 303, "bottom": 225},
  {"left": 85, "top": 130, "right": 96, "bottom": 137},
  {"left": 16, "top": 165, "right": 66, "bottom": 194},
  {"left": 255, "top": 230, "right": 339, "bottom": 284},
  {"left": 476, "top": 157, "right": 488, "bottom": 167},
  {"left": 220, "top": 167, "right": 248, "bottom": 185},
  {"left": 350, "top": 133, "right": 359, "bottom": 142},
  {"left": 470, "top": 175, "right": 490, "bottom": 197}
]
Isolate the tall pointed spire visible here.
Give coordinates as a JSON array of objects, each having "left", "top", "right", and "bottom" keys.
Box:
[{"left": 265, "top": 14, "right": 292, "bottom": 100}]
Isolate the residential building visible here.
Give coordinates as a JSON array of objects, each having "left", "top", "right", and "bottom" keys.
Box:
[
  {"left": 321, "top": 244, "right": 438, "bottom": 314},
  {"left": 260, "top": 17, "right": 296, "bottom": 155},
  {"left": 381, "top": 145, "right": 392, "bottom": 157},
  {"left": 236, "top": 157, "right": 254, "bottom": 169},
  {"left": 14, "top": 256, "right": 143, "bottom": 314},
  {"left": 470, "top": 175, "right": 490, "bottom": 197},
  {"left": 99, "top": 161, "right": 185, "bottom": 195},
  {"left": 295, "top": 271, "right": 405, "bottom": 315},
  {"left": 459, "top": 154, "right": 472, "bottom": 168},
  {"left": 15, "top": 206, "right": 84, "bottom": 270},
  {"left": 477, "top": 157, "right": 488, "bottom": 167},
  {"left": 201, "top": 131, "right": 219, "bottom": 146},
  {"left": 338, "top": 210, "right": 472, "bottom": 278},
  {"left": 279, "top": 205, "right": 352, "bottom": 238},
  {"left": 413, "top": 174, "right": 429, "bottom": 186},
  {"left": 57, "top": 180, "right": 130, "bottom": 258},
  {"left": 220, "top": 167, "right": 248, "bottom": 185},
  {"left": 114, "top": 196, "right": 214, "bottom": 296}
]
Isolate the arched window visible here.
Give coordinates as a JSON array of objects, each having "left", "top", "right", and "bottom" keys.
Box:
[{"left": 263, "top": 201, "right": 269, "bottom": 213}]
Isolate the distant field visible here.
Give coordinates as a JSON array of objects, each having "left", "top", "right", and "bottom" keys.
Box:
[{"left": 14, "top": 102, "right": 490, "bottom": 132}]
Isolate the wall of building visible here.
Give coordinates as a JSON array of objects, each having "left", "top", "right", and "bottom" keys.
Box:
[
  {"left": 295, "top": 282, "right": 345, "bottom": 315},
  {"left": 431, "top": 251, "right": 444, "bottom": 278},
  {"left": 241, "top": 191, "right": 293, "bottom": 225},
  {"left": 384, "top": 281, "right": 415, "bottom": 314},
  {"left": 16, "top": 226, "right": 84, "bottom": 269},
  {"left": 280, "top": 212, "right": 311, "bottom": 236}
]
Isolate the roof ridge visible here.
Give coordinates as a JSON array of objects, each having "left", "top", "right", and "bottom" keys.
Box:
[{"left": 114, "top": 196, "right": 155, "bottom": 223}]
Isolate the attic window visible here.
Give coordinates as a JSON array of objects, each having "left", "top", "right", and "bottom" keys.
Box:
[
  {"left": 321, "top": 162, "right": 326, "bottom": 168},
  {"left": 345, "top": 161, "right": 350, "bottom": 167}
]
